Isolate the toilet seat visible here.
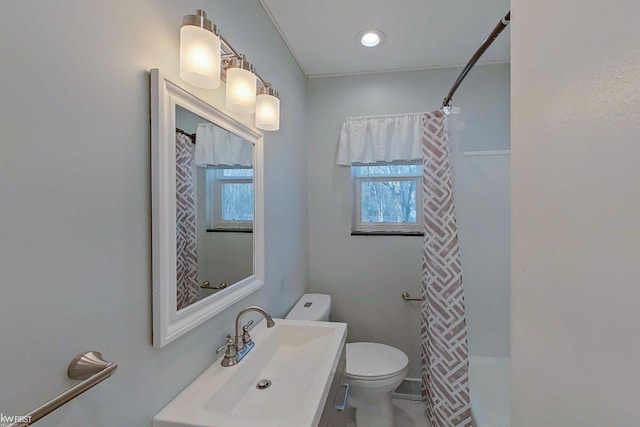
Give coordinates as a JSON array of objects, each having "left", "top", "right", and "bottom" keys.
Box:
[{"left": 345, "top": 342, "right": 409, "bottom": 381}]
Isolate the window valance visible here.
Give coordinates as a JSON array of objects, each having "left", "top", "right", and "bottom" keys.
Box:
[
  {"left": 336, "top": 112, "right": 424, "bottom": 165},
  {"left": 194, "top": 123, "right": 253, "bottom": 167}
]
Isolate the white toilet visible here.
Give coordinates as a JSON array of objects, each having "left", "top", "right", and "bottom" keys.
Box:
[{"left": 286, "top": 294, "right": 409, "bottom": 427}]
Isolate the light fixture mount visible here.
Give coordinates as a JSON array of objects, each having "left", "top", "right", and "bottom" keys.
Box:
[
  {"left": 258, "top": 83, "right": 279, "bottom": 99},
  {"left": 182, "top": 9, "right": 218, "bottom": 35},
  {"left": 229, "top": 55, "right": 256, "bottom": 74}
]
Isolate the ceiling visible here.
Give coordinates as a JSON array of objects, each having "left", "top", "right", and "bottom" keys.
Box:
[{"left": 259, "top": 0, "right": 510, "bottom": 78}]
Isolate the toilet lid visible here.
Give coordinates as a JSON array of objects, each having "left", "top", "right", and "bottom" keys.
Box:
[{"left": 345, "top": 342, "right": 409, "bottom": 380}]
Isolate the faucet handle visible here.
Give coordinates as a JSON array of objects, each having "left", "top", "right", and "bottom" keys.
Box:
[
  {"left": 217, "top": 334, "right": 239, "bottom": 367},
  {"left": 242, "top": 320, "right": 254, "bottom": 331},
  {"left": 242, "top": 320, "right": 254, "bottom": 345},
  {"left": 216, "top": 334, "right": 235, "bottom": 355}
]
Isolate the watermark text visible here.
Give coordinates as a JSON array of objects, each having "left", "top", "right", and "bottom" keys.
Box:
[{"left": 0, "top": 413, "right": 32, "bottom": 426}]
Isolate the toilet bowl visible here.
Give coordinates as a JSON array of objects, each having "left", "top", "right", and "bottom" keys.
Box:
[{"left": 286, "top": 294, "right": 409, "bottom": 427}]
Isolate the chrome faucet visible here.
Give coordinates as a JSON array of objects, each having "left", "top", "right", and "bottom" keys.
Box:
[
  {"left": 216, "top": 305, "right": 276, "bottom": 367},
  {"left": 235, "top": 306, "right": 276, "bottom": 351}
]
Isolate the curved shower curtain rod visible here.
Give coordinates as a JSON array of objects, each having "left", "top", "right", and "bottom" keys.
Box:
[{"left": 442, "top": 11, "right": 511, "bottom": 109}]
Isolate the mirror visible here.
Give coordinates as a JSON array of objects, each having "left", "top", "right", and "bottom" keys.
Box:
[{"left": 151, "top": 69, "right": 264, "bottom": 347}]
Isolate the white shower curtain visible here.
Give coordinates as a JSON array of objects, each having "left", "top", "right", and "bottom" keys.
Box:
[{"left": 421, "top": 111, "right": 471, "bottom": 426}]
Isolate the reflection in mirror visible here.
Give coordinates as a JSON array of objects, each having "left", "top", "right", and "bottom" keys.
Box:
[{"left": 175, "top": 105, "right": 254, "bottom": 311}]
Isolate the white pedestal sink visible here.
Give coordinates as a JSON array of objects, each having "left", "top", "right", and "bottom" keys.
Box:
[{"left": 153, "top": 319, "right": 347, "bottom": 427}]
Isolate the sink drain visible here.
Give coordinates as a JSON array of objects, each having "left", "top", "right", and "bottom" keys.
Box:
[{"left": 256, "top": 379, "right": 272, "bottom": 390}]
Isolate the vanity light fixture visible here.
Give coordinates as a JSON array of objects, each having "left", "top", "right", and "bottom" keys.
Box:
[
  {"left": 358, "top": 29, "right": 386, "bottom": 48},
  {"left": 225, "top": 56, "right": 257, "bottom": 114},
  {"left": 179, "top": 9, "right": 281, "bottom": 131},
  {"left": 255, "top": 84, "right": 280, "bottom": 131},
  {"left": 180, "top": 10, "right": 221, "bottom": 89}
]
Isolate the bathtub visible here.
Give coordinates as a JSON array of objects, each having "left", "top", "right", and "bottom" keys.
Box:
[{"left": 470, "top": 356, "right": 510, "bottom": 427}]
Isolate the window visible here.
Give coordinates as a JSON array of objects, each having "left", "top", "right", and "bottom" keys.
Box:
[
  {"left": 351, "top": 162, "right": 422, "bottom": 235},
  {"left": 207, "top": 168, "right": 254, "bottom": 231}
]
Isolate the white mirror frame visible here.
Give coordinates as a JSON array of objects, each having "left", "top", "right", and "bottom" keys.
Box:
[{"left": 150, "top": 69, "right": 264, "bottom": 347}]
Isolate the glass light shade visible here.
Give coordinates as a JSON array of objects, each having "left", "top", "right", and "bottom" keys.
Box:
[
  {"left": 180, "top": 26, "right": 221, "bottom": 89},
  {"left": 357, "top": 29, "right": 386, "bottom": 48},
  {"left": 255, "top": 94, "right": 280, "bottom": 131},
  {"left": 361, "top": 32, "right": 380, "bottom": 47},
  {"left": 226, "top": 68, "right": 257, "bottom": 114}
]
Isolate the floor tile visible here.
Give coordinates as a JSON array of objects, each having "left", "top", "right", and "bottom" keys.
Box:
[
  {"left": 346, "top": 399, "right": 430, "bottom": 427},
  {"left": 393, "top": 399, "right": 429, "bottom": 427}
]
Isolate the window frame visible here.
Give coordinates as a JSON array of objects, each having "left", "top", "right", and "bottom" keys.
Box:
[
  {"left": 206, "top": 168, "right": 254, "bottom": 232},
  {"left": 351, "top": 162, "right": 423, "bottom": 235}
]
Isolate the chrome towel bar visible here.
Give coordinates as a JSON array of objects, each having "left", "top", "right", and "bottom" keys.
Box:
[
  {"left": 200, "top": 281, "right": 228, "bottom": 291},
  {"left": 401, "top": 291, "right": 421, "bottom": 302},
  {"left": 5, "top": 351, "right": 117, "bottom": 427}
]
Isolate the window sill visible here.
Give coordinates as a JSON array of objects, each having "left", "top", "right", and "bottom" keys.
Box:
[
  {"left": 350, "top": 231, "right": 424, "bottom": 236},
  {"left": 206, "top": 229, "right": 253, "bottom": 233}
]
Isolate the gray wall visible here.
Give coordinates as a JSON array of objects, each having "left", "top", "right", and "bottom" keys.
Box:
[
  {"left": 0, "top": 1, "right": 307, "bottom": 426},
  {"left": 306, "top": 64, "right": 510, "bottom": 376},
  {"left": 511, "top": 0, "right": 640, "bottom": 425},
  {"left": 176, "top": 105, "right": 203, "bottom": 134},
  {"left": 198, "top": 231, "right": 254, "bottom": 299}
]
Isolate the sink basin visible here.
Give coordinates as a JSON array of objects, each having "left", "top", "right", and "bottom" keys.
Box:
[{"left": 153, "top": 319, "right": 347, "bottom": 427}]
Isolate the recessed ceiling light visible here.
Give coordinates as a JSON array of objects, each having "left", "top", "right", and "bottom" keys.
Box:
[{"left": 358, "top": 30, "right": 385, "bottom": 48}]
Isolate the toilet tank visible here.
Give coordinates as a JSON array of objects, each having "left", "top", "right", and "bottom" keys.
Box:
[{"left": 285, "top": 293, "right": 331, "bottom": 321}]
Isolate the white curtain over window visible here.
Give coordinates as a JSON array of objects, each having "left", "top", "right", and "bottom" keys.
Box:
[
  {"left": 336, "top": 113, "right": 424, "bottom": 165},
  {"left": 194, "top": 123, "right": 252, "bottom": 167}
]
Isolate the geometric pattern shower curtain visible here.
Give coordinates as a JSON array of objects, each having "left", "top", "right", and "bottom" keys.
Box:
[
  {"left": 421, "top": 111, "right": 472, "bottom": 426},
  {"left": 175, "top": 133, "right": 199, "bottom": 310}
]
